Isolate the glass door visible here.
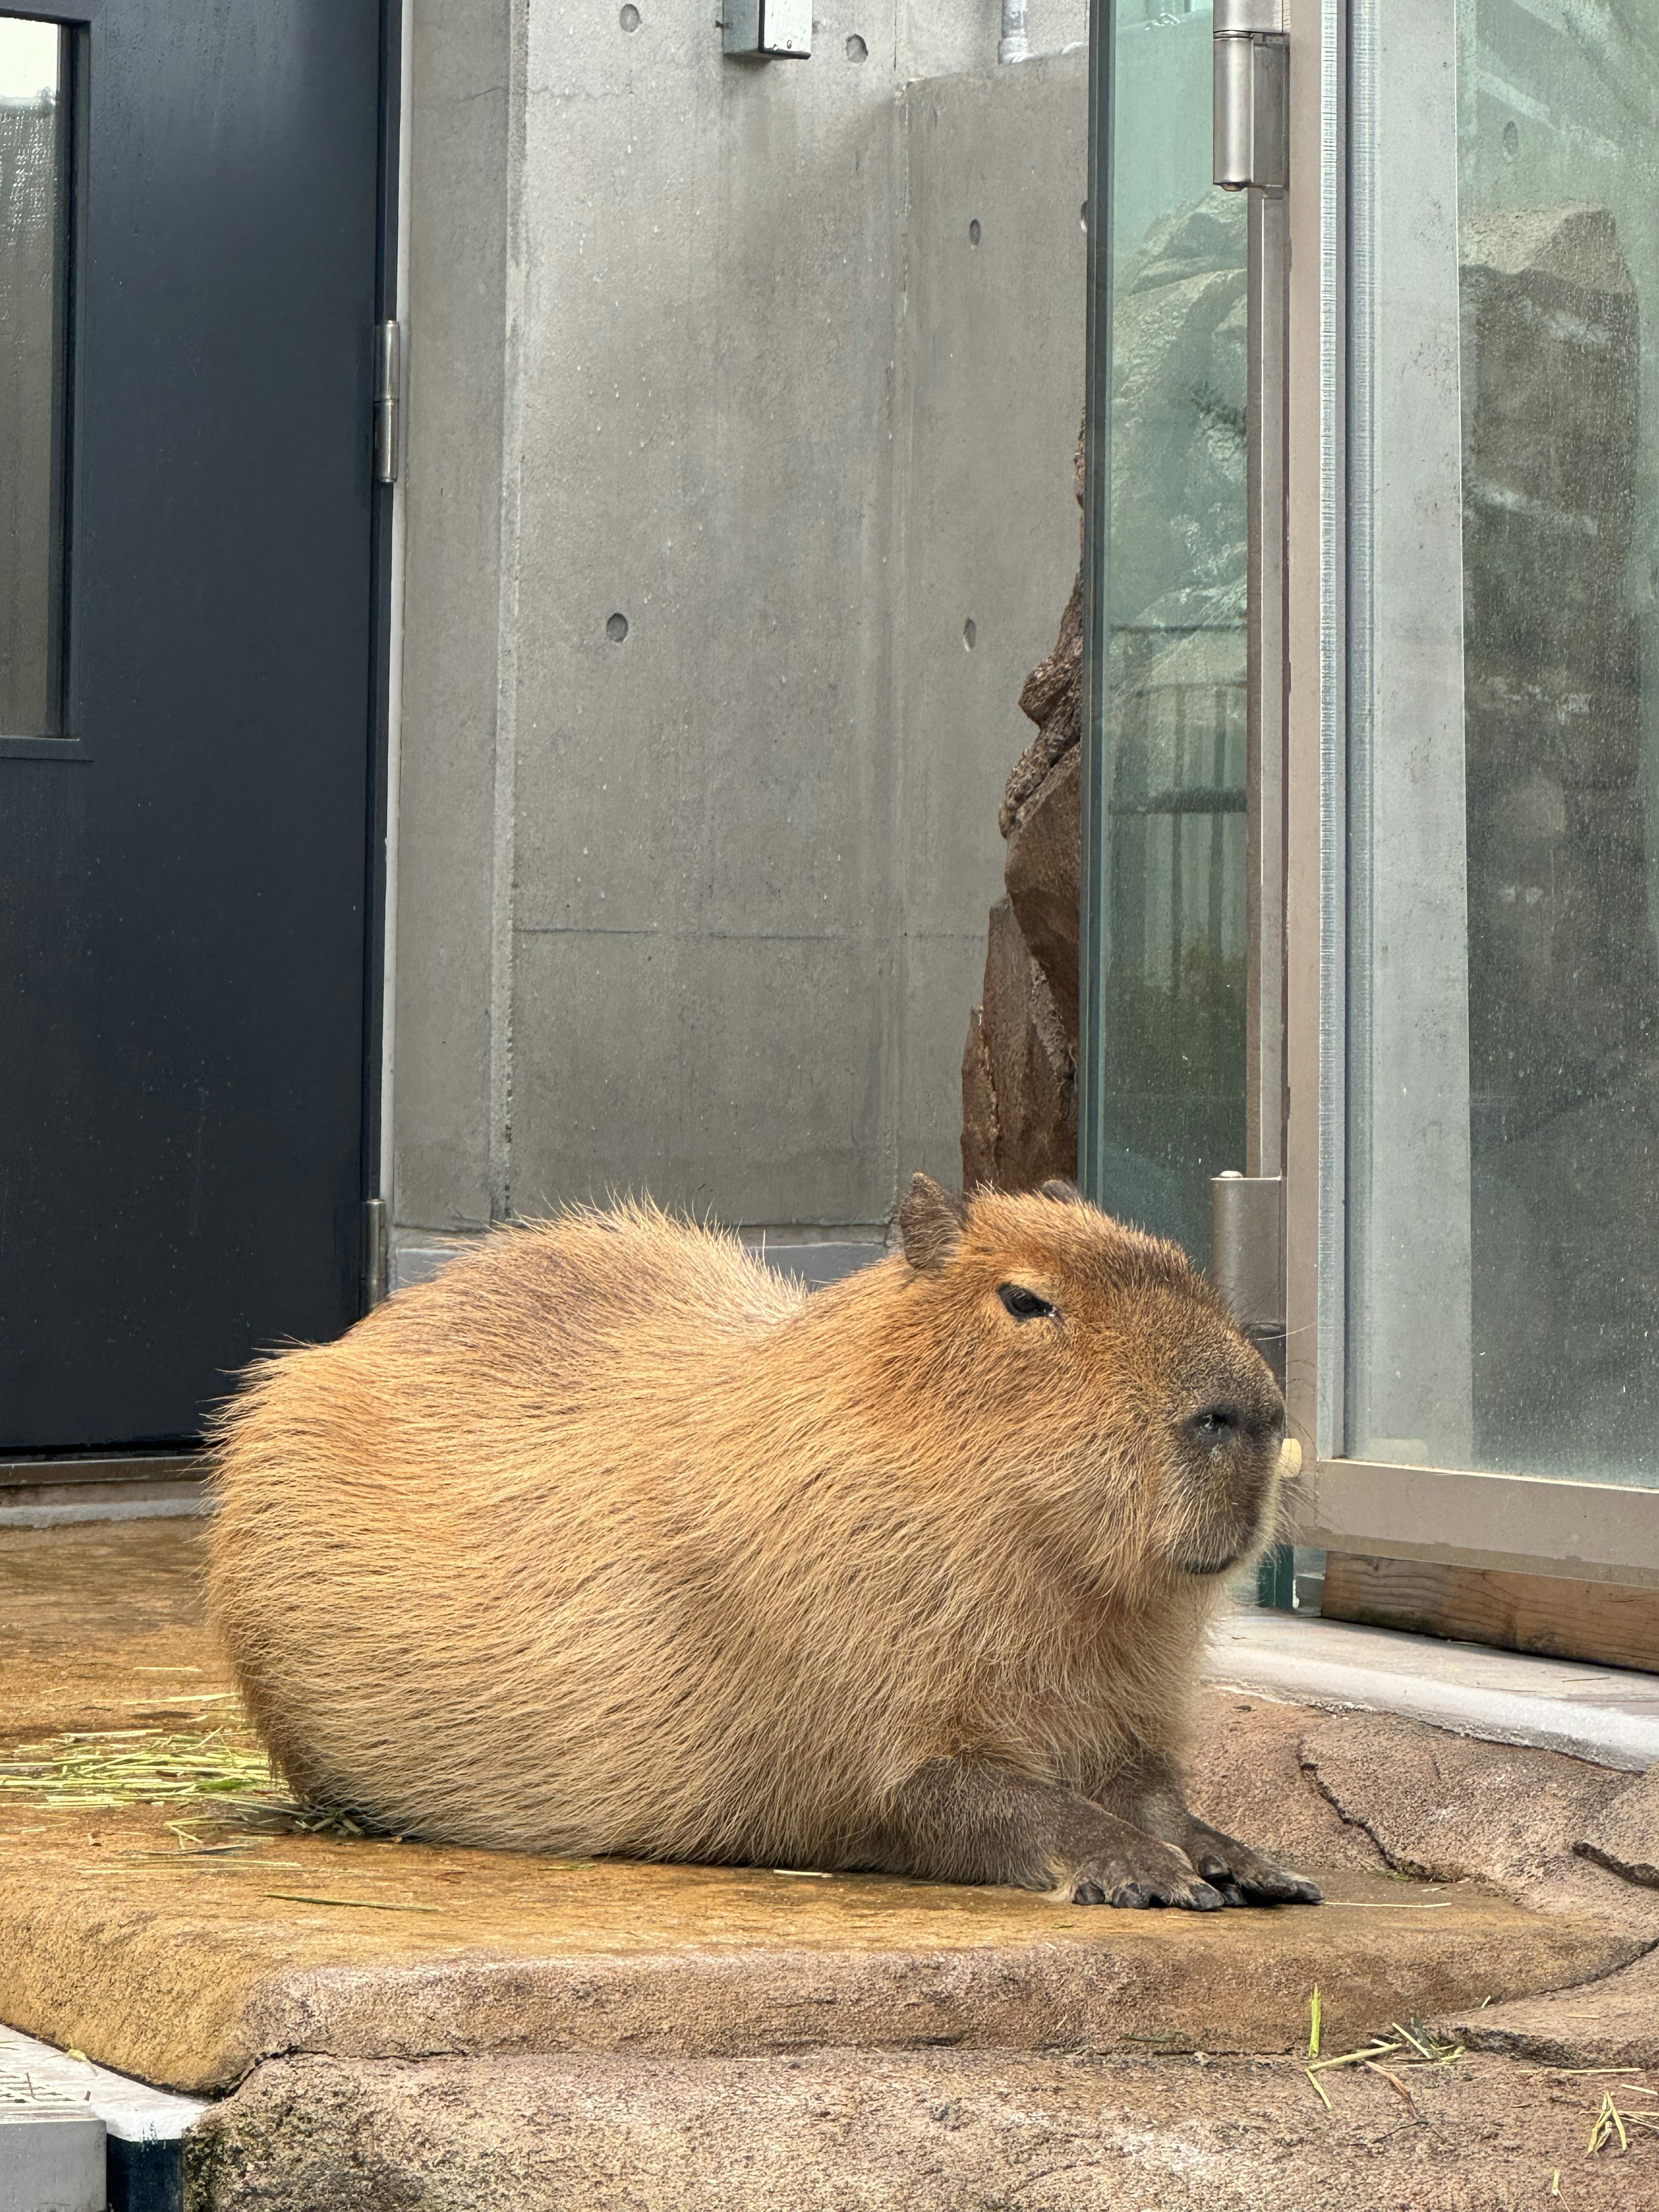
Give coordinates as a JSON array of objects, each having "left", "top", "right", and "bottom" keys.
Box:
[
  {"left": 1292, "top": 0, "right": 1659, "bottom": 1582},
  {"left": 1081, "top": 0, "right": 1252, "bottom": 1273}
]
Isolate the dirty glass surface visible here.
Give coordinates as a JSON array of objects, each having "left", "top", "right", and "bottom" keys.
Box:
[
  {"left": 1348, "top": 0, "right": 1659, "bottom": 1487},
  {"left": 0, "top": 14, "right": 67, "bottom": 736},
  {"left": 1090, "top": 0, "right": 1246, "bottom": 1269}
]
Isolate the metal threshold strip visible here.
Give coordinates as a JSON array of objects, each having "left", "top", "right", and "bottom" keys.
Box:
[{"left": 0, "top": 1455, "right": 208, "bottom": 1529}]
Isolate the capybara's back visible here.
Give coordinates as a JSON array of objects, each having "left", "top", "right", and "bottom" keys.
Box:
[
  {"left": 210, "top": 1202, "right": 815, "bottom": 1857},
  {"left": 210, "top": 1179, "right": 1318, "bottom": 1910}
]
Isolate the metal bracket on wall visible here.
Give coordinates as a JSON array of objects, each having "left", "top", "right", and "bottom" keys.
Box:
[
  {"left": 721, "top": 0, "right": 810, "bottom": 57},
  {"left": 373, "top": 321, "right": 401, "bottom": 486}
]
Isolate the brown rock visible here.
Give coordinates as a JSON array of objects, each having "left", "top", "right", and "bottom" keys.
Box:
[
  {"left": 1576, "top": 1763, "right": 1659, "bottom": 1889},
  {"left": 958, "top": 1005, "right": 998, "bottom": 1192},
  {"left": 960, "top": 898, "right": 1075, "bottom": 1192},
  {"left": 1014, "top": 572, "right": 1082, "bottom": 736},
  {"left": 964, "top": 200, "right": 1253, "bottom": 1208},
  {"left": 1439, "top": 1944, "right": 1659, "bottom": 2070},
  {"left": 1003, "top": 746, "right": 1081, "bottom": 1050},
  {"left": 1184, "top": 1693, "right": 1388, "bottom": 1877},
  {"left": 1001, "top": 571, "right": 1083, "bottom": 836},
  {"left": 1299, "top": 1713, "right": 1658, "bottom": 1933},
  {"left": 9, "top": 1795, "right": 1626, "bottom": 2096},
  {"left": 6, "top": 1488, "right": 1651, "bottom": 2146},
  {"left": 186, "top": 2046, "right": 1659, "bottom": 2212},
  {"left": 963, "top": 443, "right": 1085, "bottom": 1198}
]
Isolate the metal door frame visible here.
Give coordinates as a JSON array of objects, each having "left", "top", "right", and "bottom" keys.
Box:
[
  {"left": 1080, "top": 0, "right": 1659, "bottom": 1588},
  {"left": 1274, "top": 0, "right": 1659, "bottom": 1589}
]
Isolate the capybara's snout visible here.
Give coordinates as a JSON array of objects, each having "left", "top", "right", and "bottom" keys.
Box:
[{"left": 1163, "top": 1335, "right": 1285, "bottom": 1576}]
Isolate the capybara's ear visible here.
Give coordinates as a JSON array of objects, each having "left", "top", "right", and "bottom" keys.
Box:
[
  {"left": 899, "top": 1173, "right": 970, "bottom": 1273},
  {"left": 1039, "top": 1177, "right": 1083, "bottom": 1205}
]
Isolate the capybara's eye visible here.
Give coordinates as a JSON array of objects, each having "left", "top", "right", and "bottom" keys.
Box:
[
  {"left": 1191, "top": 1405, "right": 1240, "bottom": 1442},
  {"left": 998, "top": 1284, "right": 1055, "bottom": 1322}
]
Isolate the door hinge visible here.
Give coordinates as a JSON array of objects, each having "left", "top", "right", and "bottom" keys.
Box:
[
  {"left": 362, "top": 1195, "right": 389, "bottom": 1311},
  {"left": 1214, "top": 0, "right": 1288, "bottom": 192},
  {"left": 1211, "top": 1171, "right": 1285, "bottom": 1375},
  {"left": 373, "top": 321, "right": 401, "bottom": 486}
]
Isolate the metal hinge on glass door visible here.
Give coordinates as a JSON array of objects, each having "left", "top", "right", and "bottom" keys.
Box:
[
  {"left": 1210, "top": 0, "right": 1289, "bottom": 1378},
  {"left": 1214, "top": 0, "right": 1288, "bottom": 191},
  {"left": 374, "top": 321, "right": 401, "bottom": 486}
]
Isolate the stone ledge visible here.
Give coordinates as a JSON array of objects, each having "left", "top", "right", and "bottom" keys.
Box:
[
  {"left": 7, "top": 1812, "right": 1634, "bottom": 2094},
  {"left": 184, "top": 2047, "right": 1659, "bottom": 2212},
  {"left": 1439, "top": 1944, "right": 1659, "bottom": 2070}
]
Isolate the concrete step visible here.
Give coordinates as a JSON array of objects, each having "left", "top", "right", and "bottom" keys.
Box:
[
  {"left": 0, "top": 2024, "right": 205, "bottom": 2212},
  {"left": 1207, "top": 1605, "right": 1659, "bottom": 1770}
]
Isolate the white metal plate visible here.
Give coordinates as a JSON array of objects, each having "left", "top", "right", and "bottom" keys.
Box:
[{"left": 761, "top": 0, "right": 810, "bottom": 54}]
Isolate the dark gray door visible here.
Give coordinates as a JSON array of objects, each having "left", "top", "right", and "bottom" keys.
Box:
[{"left": 0, "top": 0, "right": 388, "bottom": 1451}]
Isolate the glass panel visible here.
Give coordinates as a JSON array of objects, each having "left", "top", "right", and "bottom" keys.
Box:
[
  {"left": 1349, "top": 0, "right": 1659, "bottom": 1487},
  {"left": 0, "top": 15, "right": 68, "bottom": 736},
  {"left": 1090, "top": 0, "right": 1247, "bottom": 1268}
]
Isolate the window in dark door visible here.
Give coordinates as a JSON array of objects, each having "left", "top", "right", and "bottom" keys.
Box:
[{"left": 0, "top": 0, "right": 390, "bottom": 1454}]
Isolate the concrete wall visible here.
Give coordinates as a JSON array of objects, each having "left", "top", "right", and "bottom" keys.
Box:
[{"left": 393, "top": 0, "right": 1087, "bottom": 1238}]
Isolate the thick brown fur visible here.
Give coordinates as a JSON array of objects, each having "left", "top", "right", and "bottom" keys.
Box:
[{"left": 207, "top": 1178, "right": 1317, "bottom": 1909}]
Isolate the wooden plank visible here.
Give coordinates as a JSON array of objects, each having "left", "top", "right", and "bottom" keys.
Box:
[{"left": 1321, "top": 1553, "right": 1659, "bottom": 1676}]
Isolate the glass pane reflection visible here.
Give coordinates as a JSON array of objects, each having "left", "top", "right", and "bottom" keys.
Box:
[
  {"left": 1349, "top": 0, "right": 1659, "bottom": 1487},
  {"left": 1093, "top": 0, "right": 1247, "bottom": 1268},
  {"left": 0, "top": 14, "right": 67, "bottom": 736}
]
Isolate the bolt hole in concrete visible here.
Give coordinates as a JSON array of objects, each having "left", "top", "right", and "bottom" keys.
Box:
[
  {"left": 1079, "top": 199, "right": 1088, "bottom": 230},
  {"left": 619, "top": 3, "right": 641, "bottom": 28},
  {"left": 606, "top": 612, "right": 629, "bottom": 643},
  {"left": 963, "top": 617, "right": 977, "bottom": 651},
  {"left": 968, "top": 216, "right": 982, "bottom": 246},
  {"left": 845, "top": 32, "right": 867, "bottom": 60},
  {"left": 1502, "top": 115, "right": 1518, "bottom": 159}
]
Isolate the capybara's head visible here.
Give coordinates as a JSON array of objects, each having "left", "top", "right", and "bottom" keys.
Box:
[{"left": 889, "top": 1173, "right": 1285, "bottom": 1586}]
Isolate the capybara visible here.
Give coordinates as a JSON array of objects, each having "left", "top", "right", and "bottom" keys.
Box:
[{"left": 208, "top": 1173, "right": 1319, "bottom": 1910}]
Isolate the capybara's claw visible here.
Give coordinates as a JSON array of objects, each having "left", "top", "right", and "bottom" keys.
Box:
[
  {"left": 1233, "top": 1860, "right": 1322, "bottom": 1904},
  {"left": 1269, "top": 1871, "right": 1323, "bottom": 1904},
  {"left": 1195, "top": 1831, "right": 1322, "bottom": 1906}
]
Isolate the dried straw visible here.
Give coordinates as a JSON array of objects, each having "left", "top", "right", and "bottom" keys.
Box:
[
  {"left": 0, "top": 1721, "right": 367, "bottom": 1838},
  {"left": 0, "top": 1727, "right": 274, "bottom": 1811}
]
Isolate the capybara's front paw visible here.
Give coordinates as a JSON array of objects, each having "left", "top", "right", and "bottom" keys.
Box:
[
  {"left": 1188, "top": 1820, "right": 1322, "bottom": 1906},
  {"left": 1066, "top": 1831, "right": 1224, "bottom": 1911}
]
